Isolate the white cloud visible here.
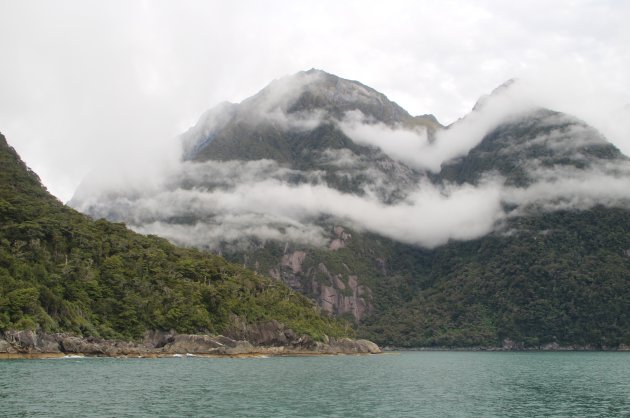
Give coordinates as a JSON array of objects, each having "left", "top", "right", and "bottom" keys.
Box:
[
  {"left": 503, "top": 163, "right": 630, "bottom": 212},
  {"left": 338, "top": 75, "right": 630, "bottom": 175},
  {"left": 337, "top": 84, "right": 538, "bottom": 172},
  {"left": 70, "top": 138, "right": 630, "bottom": 251},
  {"left": 136, "top": 216, "right": 329, "bottom": 251},
  {"left": 338, "top": 111, "right": 436, "bottom": 170},
  {"left": 71, "top": 101, "right": 630, "bottom": 251},
  {"left": 71, "top": 156, "right": 505, "bottom": 249},
  {"left": 67, "top": 61, "right": 630, "bottom": 251}
]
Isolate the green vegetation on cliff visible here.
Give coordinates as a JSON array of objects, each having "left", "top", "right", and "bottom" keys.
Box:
[
  {"left": 0, "top": 133, "right": 349, "bottom": 341},
  {"left": 357, "top": 207, "right": 630, "bottom": 347},
  {"left": 229, "top": 207, "right": 630, "bottom": 348}
]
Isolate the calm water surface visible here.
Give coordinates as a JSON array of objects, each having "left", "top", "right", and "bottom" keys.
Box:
[{"left": 1, "top": 351, "right": 629, "bottom": 417}]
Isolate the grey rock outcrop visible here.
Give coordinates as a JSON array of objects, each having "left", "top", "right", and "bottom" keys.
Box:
[
  {"left": 225, "top": 319, "right": 308, "bottom": 348},
  {"left": 323, "top": 338, "right": 380, "bottom": 354},
  {"left": 311, "top": 264, "right": 372, "bottom": 322},
  {"left": 3, "top": 330, "right": 61, "bottom": 354},
  {"left": 0, "top": 327, "right": 381, "bottom": 357},
  {"left": 265, "top": 240, "right": 374, "bottom": 322}
]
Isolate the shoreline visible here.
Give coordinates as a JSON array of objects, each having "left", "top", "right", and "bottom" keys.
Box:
[
  {"left": 0, "top": 329, "right": 381, "bottom": 359},
  {"left": 4, "top": 347, "right": 630, "bottom": 360},
  {"left": 5, "top": 329, "right": 628, "bottom": 359},
  {"left": 0, "top": 351, "right": 379, "bottom": 360},
  {"left": 382, "top": 345, "right": 630, "bottom": 353}
]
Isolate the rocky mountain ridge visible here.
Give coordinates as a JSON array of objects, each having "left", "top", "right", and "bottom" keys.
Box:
[{"left": 181, "top": 68, "right": 438, "bottom": 161}]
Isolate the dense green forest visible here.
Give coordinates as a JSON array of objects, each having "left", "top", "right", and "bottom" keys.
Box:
[
  {"left": 0, "top": 133, "right": 348, "bottom": 341},
  {"left": 229, "top": 207, "right": 630, "bottom": 348},
  {"left": 356, "top": 207, "right": 630, "bottom": 347}
]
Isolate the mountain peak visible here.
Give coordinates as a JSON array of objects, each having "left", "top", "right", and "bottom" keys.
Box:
[
  {"left": 181, "top": 69, "right": 415, "bottom": 160},
  {"left": 245, "top": 69, "right": 411, "bottom": 123},
  {"left": 472, "top": 78, "right": 517, "bottom": 112}
]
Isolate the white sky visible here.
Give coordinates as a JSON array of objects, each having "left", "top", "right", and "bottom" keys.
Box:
[{"left": 1, "top": 0, "right": 629, "bottom": 202}]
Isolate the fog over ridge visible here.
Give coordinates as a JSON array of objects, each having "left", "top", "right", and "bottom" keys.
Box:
[{"left": 70, "top": 75, "right": 630, "bottom": 250}]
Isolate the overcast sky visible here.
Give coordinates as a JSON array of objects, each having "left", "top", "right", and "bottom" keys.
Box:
[{"left": 1, "top": 0, "right": 629, "bottom": 202}]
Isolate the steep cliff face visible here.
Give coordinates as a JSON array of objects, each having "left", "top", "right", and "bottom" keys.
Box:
[
  {"left": 265, "top": 227, "right": 374, "bottom": 322},
  {"left": 313, "top": 269, "right": 372, "bottom": 321}
]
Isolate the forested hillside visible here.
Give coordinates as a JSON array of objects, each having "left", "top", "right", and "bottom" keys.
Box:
[
  {"left": 358, "top": 207, "right": 630, "bottom": 347},
  {"left": 0, "top": 133, "right": 348, "bottom": 341}
]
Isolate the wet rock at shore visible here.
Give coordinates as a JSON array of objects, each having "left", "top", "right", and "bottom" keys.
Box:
[{"left": 0, "top": 328, "right": 381, "bottom": 357}]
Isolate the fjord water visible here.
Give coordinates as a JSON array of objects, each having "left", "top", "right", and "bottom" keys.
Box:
[{"left": 2, "top": 352, "right": 629, "bottom": 417}]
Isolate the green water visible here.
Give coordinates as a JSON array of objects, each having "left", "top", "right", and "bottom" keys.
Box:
[{"left": 1, "top": 352, "right": 629, "bottom": 417}]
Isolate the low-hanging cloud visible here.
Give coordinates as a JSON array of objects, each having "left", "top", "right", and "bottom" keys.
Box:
[
  {"left": 503, "top": 163, "right": 630, "bottom": 212},
  {"left": 71, "top": 150, "right": 630, "bottom": 253},
  {"left": 70, "top": 75, "right": 630, "bottom": 252},
  {"left": 73, "top": 158, "right": 505, "bottom": 249},
  {"left": 337, "top": 81, "right": 543, "bottom": 172},
  {"left": 338, "top": 111, "right": 437, "bottom": 170}
]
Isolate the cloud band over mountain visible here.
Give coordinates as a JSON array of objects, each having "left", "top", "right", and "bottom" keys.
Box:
[{"left": 70, "top": 73, "right": 630, "bottom": 250}]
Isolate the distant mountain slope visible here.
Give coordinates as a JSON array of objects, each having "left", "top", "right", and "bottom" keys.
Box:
[
  {"left": 70, "top": 70, "right": 630, "bottom": 348},
  {"left": 182, "top": 69, "right": 440, "bottom": 163},
  {"left": 0, "top": 132, "right": 348, "bottom": 341},
  {"left": 440, "top": 108, "right": 627, "bottom": 187},
  {"left": 177, "top": 69, "right": 435, "bottom": 200},
  {"left": 359, "top": 206, "right": 630, "bottom": 347}
]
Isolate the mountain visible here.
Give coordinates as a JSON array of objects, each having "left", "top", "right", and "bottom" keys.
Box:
[
  {"left": 181, "top": 68, "right": 441, "bottom": 163},
  {"left": 440, "top": 108, "right": 626, "bottom": 187},
  {"left": 174, "top": 69, "right": 440, "bottom": 204},
  {"left": 0, "top": 132, "right": 350, "bottom": 343},
  {"left": 71, "top": 70, "right": 630, "bottom": 348}
]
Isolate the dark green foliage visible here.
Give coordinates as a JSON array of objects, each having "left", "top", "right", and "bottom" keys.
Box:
[
  {"left": 359, "top": 207, "right": 630, "bottom": 348},
  {"left": 0, "top": 133, "right": 348, "bottom": 340},
  {"left": 224, "top": 206, "right": 630, "bottom": 348}
]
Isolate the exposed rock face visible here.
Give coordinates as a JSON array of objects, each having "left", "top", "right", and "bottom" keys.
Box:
[
  {"left": 329, "top": 239, "right": 345, "bottom": 251},
  {"left": 224, "top": 319, "right": 305, "bottom": 347},
  {"left": 3, "top": 330, "right": 61, "bottom": 354},
  {"left": 501, "top": 338, "right": 523, "bottom": 351},
  {"left": 271, "top": 250, "right": 308, "bottom": 290},
  {"left": 267, "top": 247, "right": 373, "bottom": 322},
  {"left": 267, "top": 228, "right": 373, "bottom": 322},
  {"left": 0, "top": 327, "right": 381, "bottom": 357},
  {"left": 329, "top": 226, "right": 351, "bottom": 251},
  {"left": 281, "top": 250, "right": 307, "bottom": 274},
  {"left": 313, "top": 268, "right": 372, "bottom": 322},
  {"left": 330, "top": 338, "right": 380, "bottom": 354},
  {"left": 263, "top": 236, "right": 374, "bottom": 322}
]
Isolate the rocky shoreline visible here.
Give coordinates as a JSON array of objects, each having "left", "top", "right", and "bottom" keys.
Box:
[
  {"left": 7, "top": 327, "right": 628, "bottom": 358},
  {"left": 0, "top": 322, "right": 381, "bottom": 359}
]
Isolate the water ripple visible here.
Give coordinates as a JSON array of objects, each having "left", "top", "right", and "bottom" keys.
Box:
[{"left": 1, "top": 352, "right": 629, "bottom": 417}]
